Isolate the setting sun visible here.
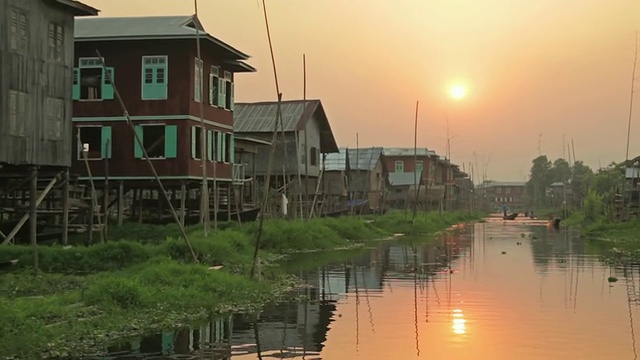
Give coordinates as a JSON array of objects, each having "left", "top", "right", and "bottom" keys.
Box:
[{"left": 449, "top": 85, "right": 467, "bottom": 100}]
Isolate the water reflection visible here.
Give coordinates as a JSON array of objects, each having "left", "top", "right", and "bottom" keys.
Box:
[{"left": 97, "top": 221, "right": 640, "bottom": 359}]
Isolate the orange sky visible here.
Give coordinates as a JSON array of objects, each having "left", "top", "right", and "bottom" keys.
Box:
[{"left": 83, "top": 0, "right": 639, "bottom": 181}]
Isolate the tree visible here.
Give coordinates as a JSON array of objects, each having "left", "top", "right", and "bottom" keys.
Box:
[
  {"left": 526, "top": 155, "right": 552, "bottom": 207},
  {"left": 571, "top": 161, "right": 595, "bottom": 206},
  {"left": 550, "top": 158, "right": 571, "bottom": 183}
]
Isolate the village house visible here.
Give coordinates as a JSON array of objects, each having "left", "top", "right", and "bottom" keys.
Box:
[
  {"left": 383, "top": 148, "right": 461, "bottom": 210},
  {"left": 0, "top": 0, "right": 98, "bottom": 245},
  {"left": 387, "top": 170, "right": 424, "bottom": 209},
  {"left": 322, "top": 147, "right": 388, "bottom": 214},
  {"left": 233, "top": 99, "right": 339, "bottom": 217},
  {"left": 476, "top": 180, "right": 526, "bottom": 212},
  {"left": 70, "top": 15, "right": 258, "bottom": 224}
]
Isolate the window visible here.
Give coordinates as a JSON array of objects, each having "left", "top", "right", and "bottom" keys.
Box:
[
  {"left": 77, "top": 126, "right": 111, "bottom": 160},
  {"left": 225, "top": 133, "right": 234, "bottom": 163},
  {"left": 207, "top": 129, "right": 214, "bottom": 160},
  {"left": 134, "top": 124, "right": 177, "bottom": 159},
  {"left": 45, "top": 97, "right": 64, "bottom": 140},
  {"left": 505, "top": 187, "right": 511, "bottom": 194},
  {"left": 194, "top": 58, "right": 203, "bottom": 102},
  {"left": 142, "top": 56, "right": 168, "bottom": 100},
  {"left": 191, "top": 126, "right": 203, "bottom": 159},
  {"left": 8, "top": 90, "right": 27, "bottom": 137},
  {"left": 209, "top": 66, "right": 219, "bottom": 106},
  {"left": 216, "top": 131, "right": 225, "bottom": 162},
  {"left": 395, "top": 161, "right": 404, "bottom": 173},
  {"left": 496, "top": 187, "right": 502, "bottom": 194},
  {"left": 47, "top": 23, "right": 64, "bottom": 62},
  {"left": 74, "top": 58, "right": 114, "bottom": 101},
  {"left": 9, "top": 8, "right": 28, "bottom": 53},
  {"left": 310, "top": 147, "right": 318, "bottom": 166},
  {"left": 224, "top": 71, "right": 234, "bottom": 110},
  {"left": 416, "top": 161, "right": 424, "bottom": 174}
]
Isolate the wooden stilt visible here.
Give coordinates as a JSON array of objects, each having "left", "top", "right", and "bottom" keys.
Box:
[
  {"left": 180, "top": 182, "right": 187, "bottom": 226},
  {"left": 137, "top": 188, "right": 143, "bottom": 223},
  {"left": 117, "top": 181, "right": 124, "bottom": 226},
  {"left": 62, "top": 170, "right": 69, "bottom": 245},
  {"left": 30, "top": 167, "right": 38, "bottom": 270}
]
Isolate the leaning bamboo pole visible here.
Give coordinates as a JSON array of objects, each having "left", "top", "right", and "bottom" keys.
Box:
[{"left": 95, "top": 51, "right": 198, "bottom": 263}]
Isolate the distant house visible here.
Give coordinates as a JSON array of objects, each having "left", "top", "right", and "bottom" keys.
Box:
[
  {"left": 322, "top": 147, "right": 387, "bottom": 213},
  {"left": 476, "top": 180, "right": 526, "bottom": 211},
  {"left": 234, "top": 99, "right": 339, "bottom": 214},
  {"left": 387, "top": 170, "right": 424, "bottom": 208},
  {"left": 0, "top": 0, "right": 98, "bottom": 243},
  {"left": 70, "top": 15, "right": 255, "bottom": 223}
]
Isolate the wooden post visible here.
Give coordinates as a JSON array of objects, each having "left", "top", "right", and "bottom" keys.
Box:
[
  {"left": 117, "top": 181, "right": 124, "bottom": 226},
  {"left": 62, "top": 170, "right": 70, "bottom": 245},
  {"left": 137, "top": 188, "right": 143, "bottom": 223},
  {"left": 30, "top": 167, "right": 38, "bottom": 270},
  {"left": 180, "top": 182, "right": 187, "bottom": 226}
]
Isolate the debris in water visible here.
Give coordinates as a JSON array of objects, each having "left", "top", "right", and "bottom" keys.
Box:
[
  {"left": 608, "top": 276, "right": 618, "bottom": 283},
  {"left": 501, "top": 251, "right": 506, "bottom": 254}
]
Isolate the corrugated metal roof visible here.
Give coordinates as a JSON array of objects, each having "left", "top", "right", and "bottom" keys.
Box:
[
  {"left": 323, "top": 149, "right": 347, "bottom": 171},
  {"left": 478, "top": 180, "right": 526, "bottom": 188},
  {"left": 234, "top": 100, "right": 339, "bottom": 153},
  {"left": 52, "top": 0, "right": 99, "bottom": 15},
  {"left": 389, "top": 171, "right": 423, "bottom": 186},
  {"left": 383, "top": 148, "right": 438, "bottom": 157},
  {"left": 348, "top": 147, "right": 383, "bottom": 171},
  {"left": 74, "top": 16, "right": 251, "bottom": 61}
]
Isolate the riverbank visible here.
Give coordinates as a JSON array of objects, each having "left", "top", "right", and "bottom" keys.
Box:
[
  {"left": 564, "top": 212, "right": 640, "bottom": 261},
  {"left": 0, "top": 210, "right": 483, "bottom": 359}
]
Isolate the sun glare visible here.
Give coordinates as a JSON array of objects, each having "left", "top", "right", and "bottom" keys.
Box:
[{"left": 449, "top": 85, "right": 467, "bottom": 100}]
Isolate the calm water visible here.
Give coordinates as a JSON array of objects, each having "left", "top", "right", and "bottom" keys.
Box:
[{"left": 101, "top": 221, "right": 640, "bottom": 359}]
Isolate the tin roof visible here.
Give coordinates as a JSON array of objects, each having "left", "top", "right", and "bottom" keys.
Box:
[
  {"left": 478, "top": 180, "right": 526, "bottom": 188},
  {"left": 51, "top": 0, "right": 99, "bottom": 15},
  {"left": 74, "top": 16, "right": 253, "bottom": 65},
  {"left": 234, "top": 100, "right": 339, "bottom": 153},
  {"left": 322, "top": 147, "right": 384, "bottom": 172},
  {"left": 389, "top": 171, "right": 423, "bottom": 187},
  {"left": 383, "top": 148, "right": 438, "bottom": 157}
]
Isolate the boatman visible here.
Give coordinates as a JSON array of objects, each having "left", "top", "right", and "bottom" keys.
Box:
[{"left": 501, "top": 203, "right": 508, "bottom": 217}]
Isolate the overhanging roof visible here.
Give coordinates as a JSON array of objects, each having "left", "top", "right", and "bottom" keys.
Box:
[
  {"left": 234, "top": 99, "right": 339, "bottom": 153},
  {"left": 50, "top": 0, "right": 98, "bottom": 16},
  {"left": 74, "top": 15, "right": 253, "bottom": 66}
]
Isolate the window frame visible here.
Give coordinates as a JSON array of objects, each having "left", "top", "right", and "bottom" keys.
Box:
[
  {"left": 209, "top": 66, "right": 220, "bottom": 107},
  {"left": 9, "top": 7, "right": 28, "bottom": 54},
  {"left": 141, "top": 55, "right": 169, "bottom": 100},
  {"left": 76, "top": 125, "right": 112, "bottom": 160},
  {"left": 394, "top": 161, "right": 404, "bottom": 173},
  {"left": 194, "top": 58, "right": 203, "bottom": 103},
  {"left": 47, "top": 22, "right": 64, "bottom": 62},
  {"left": 76, "top": 57, "right": 114, "bottom": 101}
]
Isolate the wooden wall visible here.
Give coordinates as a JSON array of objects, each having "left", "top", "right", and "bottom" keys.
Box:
[{"left": 0, "top": 0, "right": 75, "bottom": 167}]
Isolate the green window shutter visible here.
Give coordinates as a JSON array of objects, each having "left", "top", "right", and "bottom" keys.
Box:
[
  {"left": 207, "top": 130, "right": 213, "bottom": 160},
  {"left": 164, "top": 125, "right": 178, "bottom": 158},
  {"left": 142, "top": 65, "right": 153, "bottom": 99},
  {"left": 230, "top": 134, "right": 235, "bottom": 163},
  {"left": 221, "top": 133, "right": 227, "bottom": 162},
  {"left": 218, "top": 78, "right": 225, "bottom": 108},
  {"left": 134, "top": 125, "right": 144, "bottom": 158},
  {"left": 216, "top": 131, "right": 223, "bottom": 162},
  {"left": 102, "top": 67, "right": 115, "bottom": 100},
  {"left": 101, "top": 126, "right": 112, "bottom": 159},
  {"left": 191, "top": 126, "right": 197, "bottom": 158},
  {"left": 208, "top": 74, "right": 214, "bottom": 106},
  {"left": 230, "top": 83, "right": 235, "bottom": 111},
  {"left": 72, "top": 68, "right": 80, "bottom": 100},
  {"left": 142, "top": 62, "right": 168, "bottom": 100},
  {"left": 156, "top": 65, "right": 167, "bottom": 99}
]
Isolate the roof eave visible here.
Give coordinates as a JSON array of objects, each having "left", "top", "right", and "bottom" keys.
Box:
[{"left": 53, "top": 0, "right": 99, "bottom": 16}]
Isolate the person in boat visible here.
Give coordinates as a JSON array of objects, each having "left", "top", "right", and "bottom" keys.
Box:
[{"left": 501, "top": 204, "right": 508, "bottom": 217}]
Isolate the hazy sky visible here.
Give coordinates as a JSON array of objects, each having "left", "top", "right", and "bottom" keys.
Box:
[{"left": 84, "top": 0, "right": 639, "bottom": 181}]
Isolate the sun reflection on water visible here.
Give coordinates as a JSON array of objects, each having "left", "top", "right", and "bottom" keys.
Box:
[{"left": 452, "top": 309, "right": 466, "bottom": 335}]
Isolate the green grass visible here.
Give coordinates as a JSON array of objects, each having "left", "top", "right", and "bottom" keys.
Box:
[{"left": 0, "top": 211, "right": 484, "bottom": 358}]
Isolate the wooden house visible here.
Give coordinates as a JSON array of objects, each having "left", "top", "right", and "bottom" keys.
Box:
[
  {"left": 382, "top": 148, "right": 447, "bottom": 210},
  {"left": 233, "top": 99, "right": 339, "bottom": 216},
  {"left": 322, "top": 147, "right": 388, "bottom": 214},
  {"left": 0, "top": 0, "right": 98, "bottom": 245},
  {"left": 476, "top": 180, "right": 526, "bottom": 212},
  {"left": 70, "top": 15, "right": 256, "bottom": 224},
  {"left": 387, "top": 170, "right": 424, "bottom": 209}
]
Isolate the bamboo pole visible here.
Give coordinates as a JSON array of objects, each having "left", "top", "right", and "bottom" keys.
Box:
[
  {"left": 77, "top": 129, "right": 104, "bottom": 243},
  {"left": 194, "top": 2, "right": 212, "bottom": 233},
  {"left": 30, "top": 167, "right": 38, "bottom": 270},
  {"left": 1, "top": 174, "right": 59, "bottom": 246},
  {"left": 411, "top": 101, "right": 419, "bottom": 226},
  {"left": 96, "top": 50, "right": 198, "bottom": 263}
]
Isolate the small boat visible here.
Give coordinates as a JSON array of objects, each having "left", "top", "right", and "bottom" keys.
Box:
[
  {"left": 503, "top": 213, "right": 518, "bottom": 220},
  {"left": 0, "top": 259, "right": 19, "bottom": 270},
  {"left": 550, "top": 217, "right": 561, "bottom": 229}
]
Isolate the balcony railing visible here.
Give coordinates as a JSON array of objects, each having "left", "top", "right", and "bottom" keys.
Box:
[{"left": 232, "top": 163, "right": 246, "bottom": 183}]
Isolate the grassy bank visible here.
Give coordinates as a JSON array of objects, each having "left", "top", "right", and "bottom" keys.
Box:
[{"left": 0, "top": 210, "right": 483, "bottom": 359}]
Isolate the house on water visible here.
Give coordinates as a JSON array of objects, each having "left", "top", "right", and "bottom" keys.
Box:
[
  {"left": 70, "top": 15, "right": 259, "bottom": 225},
  {"left": 233, "top": 99, "right": 339, "bottom": 217},
  {"left": 0, "top": 0, "right": 98, "bottom": 245},
  {"left": 322, "top": 147, "right": 388, "bottom": 214}
]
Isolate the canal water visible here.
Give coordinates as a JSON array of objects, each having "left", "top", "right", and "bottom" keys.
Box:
[{"left": 102, "top": 221, "right": 640, "bottom": 359}]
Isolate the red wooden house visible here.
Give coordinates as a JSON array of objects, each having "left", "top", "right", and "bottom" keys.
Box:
[{"left": 70, "top": 15, "right": 255, "bottom": 223}]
